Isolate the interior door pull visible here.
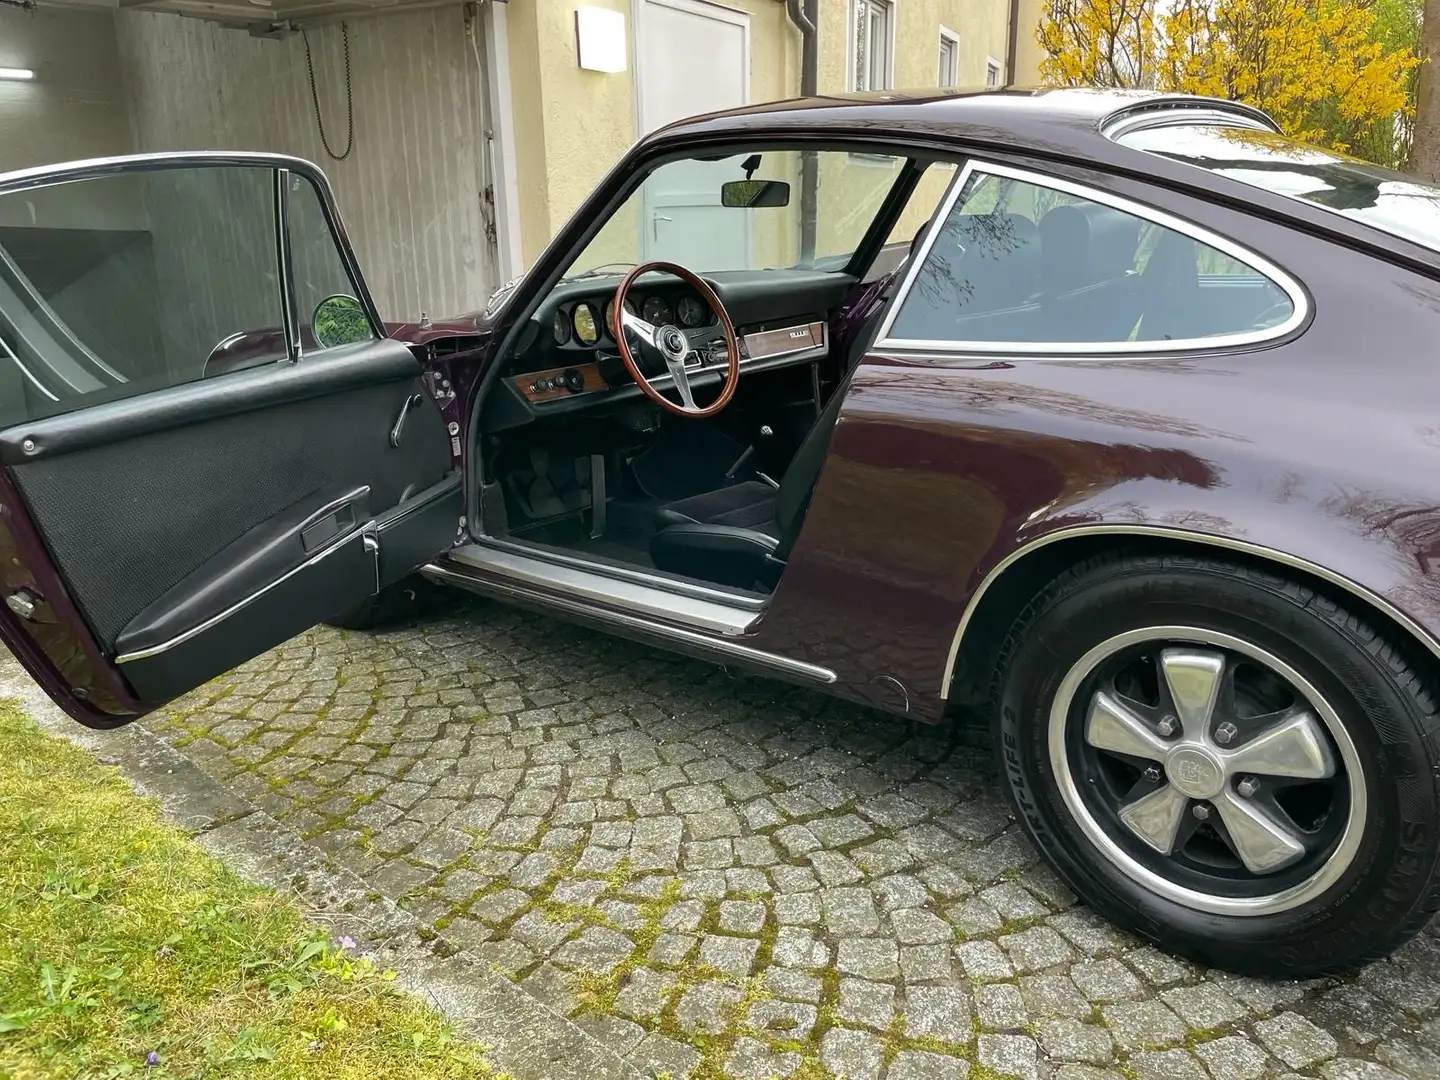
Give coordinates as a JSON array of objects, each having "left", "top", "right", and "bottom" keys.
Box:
[{"left": 390, "top": 394, "right": 424, "bottom": 448}]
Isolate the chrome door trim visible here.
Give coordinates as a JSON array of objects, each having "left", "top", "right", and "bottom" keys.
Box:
[
  {"left": 422, "top": 561, "right": 837, "bottom": 685},
  {"left": 447, "top": 542, "right": 759, "bottom": 636},
  {"left": 114, "top": 518, "right": 376, "bottom": 664},
  {"left": 476, "top": 535, "right": 769, "bottom": 612},
  {"left": 870, "top": 158, "right": 1310, "bottom": 356},
  {"left": 939, "top": 524, "right": 1440, "bottom": 699}
]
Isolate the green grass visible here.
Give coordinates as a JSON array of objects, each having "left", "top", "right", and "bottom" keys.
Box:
[{"left": 0, "top": 703, "right": 503, "bottom": 1079}]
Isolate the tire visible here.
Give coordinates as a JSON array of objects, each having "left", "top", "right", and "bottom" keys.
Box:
[
  {"left": 994, "top": 550, "right": 1440, "bottom": 977},
  {"left": 323, "top": 579, "right": 421, "bottom": 631}
]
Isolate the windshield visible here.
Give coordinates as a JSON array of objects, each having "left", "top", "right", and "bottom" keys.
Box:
[
  {"left": 563, "top": 149, "right": 910, "bottom": 279},
  {"left": 1117, "top": 124, "right": 1440, "bottom": 253}
]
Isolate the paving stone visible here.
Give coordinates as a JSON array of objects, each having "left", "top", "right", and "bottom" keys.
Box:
[
  {"left": 838, "top": 978, "right": 896, "bottom": 1031},
  {"left": 1036, "top": 1019, "right": 1113, "bottom": 1065},
  {"left": 1309, "top": 985, "right": 1401, "bottom": 1046},
  {"left": 718, "top": 899, "right": 767, "bottom": 934},
  {"left": 905, "top": 985, "right": 973, "bottom": 1045},
  {"left": 630, "top": 1032, "right": 702, "bottom": 1080},
  {"left": 747, "top": 1000, "right": 818, "bottom": 1039},
  {"left": 519, "top": 961, "right": 576, "bottom": 1015},
  {"left": 1124, "top": 945, "right": 1195, "bottom": 988},
  {"left": 775, "top": 824, "right": 821, "bottom": 856},
  {"left": 699, "top": 934, "right": 760, "bottom": 977},
  {"left": 470, "top": 887, "right": 528, "bottom": 924},
  {"left": 724, "top": 1036, "right": 800, "bottom": 1079},
  {"left": 949, "top": 898, "right": 1004, "bottom": 937},
  {"left": 773, "top": 927, "right": 830, "bottom": 969},
  {"left": 1129, "top": 1049, "right": 1208, "bottom": 1080},
  {"left": 901, "top": 944, "right": 953, "bottom": 983},
  {"left": 575, "top": 1013, "right": 647, "bottom": 1056},
  {"left": 1319, "top": 1062, "right": 1409, "bottom": 1080},
  {"left": 675, "top": 982, "right": 744, "bottom": 1034},
  {"left": 1194, "top": 1036, "right": 1272, "bottom": 1080},
  {"left": 509, "top": 910, "right": 577, "bottom": 954},
  {"left": 999, "top": 926, "right": 1075, "bottom": 973},
  {"left": 1019, "top": 974, "right": 1091, "bottom": 1019},
  {"left": 766, "top": 967, "right": 823, "bottom": 1003},
  {"left": 1071, "top": 958, "right": 1147, "bottom": 1003},
  {"left": 1360, "top": 963, "right": 1440, "bottom": 1012},
  {"left": 811, "top": 850, "right": 865, "bottom": 886},
  {"left": 1375, "top": 1035, "right": 1440, "bottom": 1079},
  {"left": 614, "top": 967, "right": 679, "bottom": 1021},
  {"left": 1254, "top": 1012, "right": 1340, "bottom": 1070},
  {"left": 837, "top": 938, "right": 900, "bottom": 980},
  {"left": 648, "top": 931, "right": 697, "bottom": 966},
  {"left": 957, "top": 940, "right": 1014, "bottom": 980},
  {"left": 1099, "top": 1001, "right": 1187, "bottom": 1050},
  {"left": 1160, "top": 982, "right": 1248, "bottom": 1029},
  {"left": 975, "top": 983, "right": 1028, "bottom": 1031},
  {"left": 774, "top": 892, "right": 821, "bottom": 925},
  {"left": 977, "top": 1034, "right": 1040, "bottom": 1080},
  {"left": 820, "top": 1027, "right": 885, "bottom": 1080},
  {"left": 551, "top": 926, "right": 634, "bottom": 974},
  {"left": 886, "top": 1051, "right": 971, "bottom": 1080},
  {"left": 823, "top": 887, "right": 880, "bottom": 935},
  {"left": 891, "top": 907, "right": 953, "bottom": 945}
]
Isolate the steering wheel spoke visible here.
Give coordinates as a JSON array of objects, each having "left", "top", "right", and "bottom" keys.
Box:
[{"left": 611, "top": 261, "right": 741, "bottom": 419}]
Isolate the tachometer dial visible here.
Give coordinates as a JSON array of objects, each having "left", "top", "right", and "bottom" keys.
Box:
[
  {"left": 572, "top": 302, "right": 600, "bottom": 346},
  {"left": 642, "top": 295, "right": 673, "bottom": 326},
  {"left": 677, "top": 295, "right": 706, "bottom": 328},
  {"left": 604, "top": 298, "right": 619, "bottom": 338},
  {"left": 553, "top": 308, "right": 573, "bottom": 345}
]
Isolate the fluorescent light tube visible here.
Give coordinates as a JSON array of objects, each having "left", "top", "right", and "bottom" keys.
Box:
[{"left": 0, "top": 68, "right": 35, "bottom": 82}]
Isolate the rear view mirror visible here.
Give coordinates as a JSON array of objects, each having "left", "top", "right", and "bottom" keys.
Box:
[{"left": 721, "top": 179, "right": 791, "bottom": 208}]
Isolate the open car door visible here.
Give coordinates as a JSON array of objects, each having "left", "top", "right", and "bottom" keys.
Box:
[{"left": 0, "top": 153, "right": 460, "bottom": 728}]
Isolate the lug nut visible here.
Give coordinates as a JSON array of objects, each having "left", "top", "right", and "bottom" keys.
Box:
[
  {"left": 1156, "top": 716, "right": 1178, "bottom": 737},
  {"left": 1192, "top": 804, "right": 1210, "bottom": 821},
  {"left": 1237, "top": 776, "right": 1260, "bottom": 798},
  {"left": 1214, "top": 722, "right": 1238, "bottom": 746},
  {"left": 1143, "top": 766, "right": 1162, "bottom": 783}
]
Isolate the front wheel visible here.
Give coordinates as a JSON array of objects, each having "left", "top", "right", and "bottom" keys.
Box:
[{"left": 995, "top": 552, "right": 1440, "bottom": 977}]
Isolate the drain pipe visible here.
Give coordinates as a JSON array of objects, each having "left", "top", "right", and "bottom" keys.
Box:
[
  {"left": 786, "top": 0, "right": 819, "bottom": 263},
  {"left": 1004, "top": 0, "right": 1020, "bottom": 85}
]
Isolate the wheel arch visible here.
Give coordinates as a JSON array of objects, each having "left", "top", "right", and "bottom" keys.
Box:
[{"left": 942, "top": 526, "right": 1440, "bottom": 710}]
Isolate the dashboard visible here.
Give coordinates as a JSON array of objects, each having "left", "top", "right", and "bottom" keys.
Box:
[{"left": 492, "top": 269, "right": 855, "bottom": 423}]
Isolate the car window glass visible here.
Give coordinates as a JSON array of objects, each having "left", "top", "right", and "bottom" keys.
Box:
[
  {"left": 886, "top": 168, "right": 1297, "bottom": 348},
  {"left": 865, "top": 161, "right": 959, "bottom": 282},
  {"left": 0, "top": 165, "right": 282, "bottom": 425},
  {"left": 288, "top": 174, "right": 378, "bottom": 352}
]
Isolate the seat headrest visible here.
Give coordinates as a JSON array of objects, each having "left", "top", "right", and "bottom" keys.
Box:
[{"left": 1039, "top": 202, "right": 1141, "bottom": 294}]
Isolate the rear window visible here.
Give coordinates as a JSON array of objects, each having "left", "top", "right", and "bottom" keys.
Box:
[{"left": 1116, "top": 124, "right": 1440, "bottom": 253}]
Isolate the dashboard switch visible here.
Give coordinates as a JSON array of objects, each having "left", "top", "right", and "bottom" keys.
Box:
[{"left": 564, "top": 368, "right": 585, "bottom": 393}]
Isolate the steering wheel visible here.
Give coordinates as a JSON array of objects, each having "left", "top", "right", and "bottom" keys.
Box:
[{"left": 611, "top": 261, "right": 741, "bottom": 419}]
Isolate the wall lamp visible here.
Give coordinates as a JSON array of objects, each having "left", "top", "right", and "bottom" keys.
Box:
[{"left": 0, "top": 68, "right": 35, "bottom": 81}]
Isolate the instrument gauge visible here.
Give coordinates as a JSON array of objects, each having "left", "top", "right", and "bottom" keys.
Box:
[
  {"left": 553, "top": 308, "right": 573, "bottom": 345},
  {"left": 642, "top": 295, "right": 673, "bottom": 326},
  {"left": 677, "top": 296, "right": 706, "bottom": 328},
  {"left": 572, "top": 302, "right": 601, "bottom": 346}
]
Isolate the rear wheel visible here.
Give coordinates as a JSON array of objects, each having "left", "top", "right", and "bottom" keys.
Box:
[{"left": 995, "top": 552, "right": 1440, "bottom": 976}]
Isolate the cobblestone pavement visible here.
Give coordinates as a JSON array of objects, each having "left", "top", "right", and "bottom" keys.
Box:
[{"left": 143, "top": 589, "right": 1440, "bottom": 1080}]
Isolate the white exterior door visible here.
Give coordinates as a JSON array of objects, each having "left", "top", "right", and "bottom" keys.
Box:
[{"left": 636, "top": 0, "right": 749, "bottom": 269}]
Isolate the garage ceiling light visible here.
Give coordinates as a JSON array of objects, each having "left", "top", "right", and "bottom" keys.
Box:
[{"left": 0, "top": 68, "right": 35, "bottom": 82}]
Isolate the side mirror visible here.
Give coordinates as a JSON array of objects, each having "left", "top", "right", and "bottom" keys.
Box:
[
  {"left": 721, "top": 179, "right": 791, "bottom": 208},
  {"left": 312, "top": 294, "right": 372, "bottom": 349}
]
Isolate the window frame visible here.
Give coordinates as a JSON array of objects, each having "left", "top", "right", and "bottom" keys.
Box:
[
  {"left": 938, "top": 26, "right": 959, "bottom": 88},
  {"left": 848, "top": 0, "right": 895, "bottom": 93},
  {"left": 871, "top": 158, "right": 1311, "bottom": 356},
  {"left": 0, "top": 152, "right": 383, "bottom": 380},
  {"left": 985, "top": 57, "right": 1004, "bottom": 87}
]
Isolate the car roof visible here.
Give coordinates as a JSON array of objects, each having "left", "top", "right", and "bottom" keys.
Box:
[
  {"left": 648, "top": 87, "right": 1276, "bottom": 160},
  {"left": 644, "top": 87, "right": 1440, "bottom": 275}
]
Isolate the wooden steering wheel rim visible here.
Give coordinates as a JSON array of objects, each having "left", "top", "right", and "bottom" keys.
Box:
[{"left": 610, "top": 261, "right": 741, "bottom": 419}]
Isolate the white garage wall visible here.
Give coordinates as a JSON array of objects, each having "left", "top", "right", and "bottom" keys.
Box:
[
  {"left": 0, "top": 6, "right": 134, "bottom": 173},
  {"left": 115, "top": 6, "right": 496, "bottom": 322}
]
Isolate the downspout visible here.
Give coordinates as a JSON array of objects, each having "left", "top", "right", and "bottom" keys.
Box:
[
  {"left": 786, "top": 0, "right": 819, "bottom": 263},
  {"left": 1004, "top": 0, "right": 1020, "bottom": 86}
]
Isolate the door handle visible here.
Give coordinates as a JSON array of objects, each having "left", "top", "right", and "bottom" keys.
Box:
[
  {"left": 390, "top": 393, "right": 424, "bottom": 448},
  {"left": 652, "top": 214, "right": 673, "bottom": 241}
]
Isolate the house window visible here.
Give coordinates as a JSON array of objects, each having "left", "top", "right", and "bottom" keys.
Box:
[
  {"left": 850, "top": 0, "right": 893, "bottom": 91},
  {"left": 938, "top": 28, "right": 959, "bottom": 88},
  {"left": 986, "top": 57, "right": 1004, "bottom": 87}
]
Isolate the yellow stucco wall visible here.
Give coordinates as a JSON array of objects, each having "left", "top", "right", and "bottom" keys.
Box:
[
  {"left": 508, "top": 0, "right": 1016, "bottom": 268},
  {"left": 1013, "top": 0, "right": 1048, "bottom": 84}
]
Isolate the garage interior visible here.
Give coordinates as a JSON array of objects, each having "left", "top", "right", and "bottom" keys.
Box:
[{"left": 0, "top": 0, "right": 515, "bottom": 321}]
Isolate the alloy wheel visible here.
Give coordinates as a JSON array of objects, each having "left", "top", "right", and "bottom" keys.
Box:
[{"left": 1048, "top": 626, "right": 1367, "bottom": 916}]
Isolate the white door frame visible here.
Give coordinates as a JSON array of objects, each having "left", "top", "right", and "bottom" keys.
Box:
[{"left": 631, "top": 0, "right": 751, "bottom": 137}]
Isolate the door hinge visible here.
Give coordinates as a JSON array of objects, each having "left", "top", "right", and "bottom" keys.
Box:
[{"left": 6, "top": 590, "right": 38, "bottom": 620}]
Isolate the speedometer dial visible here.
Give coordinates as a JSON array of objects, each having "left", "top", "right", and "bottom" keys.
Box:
[
  {"left": 642, "top": 295, "right": 673, "bottom": 326},
  {"left": 677, "top": 296, "right": 706, "bottom": 328},
  {"left": 553, "top": 308, "right": 573, "bottom": 345},
  {"left": 572, "top": 302, "right": 600, "bottom": 346}
]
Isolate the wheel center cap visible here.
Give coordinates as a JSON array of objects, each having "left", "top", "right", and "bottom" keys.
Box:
[{"left": 1166, "top": 745, "right": 1226, "bottom": 799}]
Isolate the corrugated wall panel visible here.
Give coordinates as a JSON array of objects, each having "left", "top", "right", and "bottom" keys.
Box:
[{"left": 114, "top": 5, "right": 495, "bottom": 322}]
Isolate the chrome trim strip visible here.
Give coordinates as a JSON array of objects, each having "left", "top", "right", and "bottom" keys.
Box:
[
  {"left": 870, "top": 159, "right": 1310, "bottom": 357},
  {"left": 0, "top": 329, "right": 59, "bottom": 402},
  {"left": 421, "top": 561, "right": 836, "bottom": 685},
  {"left": 446, "top": 542, "right": 758, "bottom": 636},
  {"left": 1099, "top": 103, "right": 1279, "bottom": 141},
  {"left": 939, "top": 524, "right": 1440, "bottom": 699},
  {"left": 274, "top": 168, "right": 301, "bottom": 362},
  {"left": 738, "top": 320, "right": 828, "bottom": 365},
  {"left": 115, "top": 524, "right": 375, "bottom": 664},
  {"left": 477, "top": 536, "right": 768, "bottom": 611}
]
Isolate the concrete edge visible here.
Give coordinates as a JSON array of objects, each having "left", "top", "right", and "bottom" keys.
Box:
[{"left": 0, "top": 658, "right": 646, "bottom": 1080}]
